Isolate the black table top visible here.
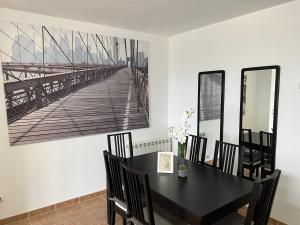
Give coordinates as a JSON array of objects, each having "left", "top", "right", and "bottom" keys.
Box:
[{"left": 127, "top": 152, "right": 253, "bottom": 225}]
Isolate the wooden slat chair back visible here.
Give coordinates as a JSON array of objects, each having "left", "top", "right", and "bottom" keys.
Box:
[
  {"left": 259, "top": 131, "right": 274, "bottom": 177},
  {"left": 121, "top": 164, "right": 155, "bottom": 225},
  {"left": 244, "top": 170, "right": 281, "bottom": 225},
  {"left": 103, "top": 150, "right": 126, "bottom": 225},
  {"left": 213, "top": 140, "right": 244, "bottom": 176},
  {"left": 107, "top": 132, "right": 133, "bottom": 158},
  {"left": 186, "top": 134, "right": 207, "bottom": 164},
  {"left": 241, "top": 128, "right": 253, "bottom": 144}
]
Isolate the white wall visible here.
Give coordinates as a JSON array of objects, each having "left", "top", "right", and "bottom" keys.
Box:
[
  {"left": 169, "top": 1, "right": 300, "bottom": 224},
  {"left": 0, "top": 8, "right": 169, "bottom": 219}
]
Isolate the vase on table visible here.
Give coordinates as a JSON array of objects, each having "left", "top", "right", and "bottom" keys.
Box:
[{"left": 178, "top": 142, "right": 188, "bottom": 178}]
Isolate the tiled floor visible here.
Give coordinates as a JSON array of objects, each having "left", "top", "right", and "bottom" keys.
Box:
[
  {"left": 4, "top": 196, "right": 122, "bottom": 225},
  {"left": 3, "top": 195, "right": 281, "bottom": 225}
]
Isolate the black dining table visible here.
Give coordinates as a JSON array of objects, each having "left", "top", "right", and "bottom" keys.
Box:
[{"left": 127, "top": 152, "right": 253, "bottom": 225}]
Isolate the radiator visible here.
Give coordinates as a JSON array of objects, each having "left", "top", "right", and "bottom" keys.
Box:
[{"left": 128, "top": 137, "right": 172, "bottom": 156}]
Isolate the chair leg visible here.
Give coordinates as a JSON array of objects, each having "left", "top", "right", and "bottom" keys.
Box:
[
  {"left": 249, "top": 167, "right": 254, "bottom": 180},
  {"left": 107, "top": 197, "right": 111, "bottom": 225},
  {"left": 256, "top": 167, "right": 259, "bottom": 178},
  {"left": 122, "top": 218, "right": 126, "bottom": 225},
  {"left": 110, "top": 204, "right": 116, "bottom": 225}
]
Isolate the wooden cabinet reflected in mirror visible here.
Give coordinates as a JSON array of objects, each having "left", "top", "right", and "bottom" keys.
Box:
[
  {"left": 197, "top": 70, "right": 225, "bottom": 161},
  {"left": 239, "top": 66, "right": 280, "bottom": 179}
]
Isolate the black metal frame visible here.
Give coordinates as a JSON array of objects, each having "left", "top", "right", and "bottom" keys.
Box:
[
  {"left": 239, "top": 65, "right": 280, "bottom": 174},
  {"left": 197, "top": 70, "right": 225, "bottom": 142}
]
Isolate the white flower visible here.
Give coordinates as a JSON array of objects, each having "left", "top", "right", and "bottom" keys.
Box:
[{"left": 168, "top": 108, "right": 195, "bottom": 144}]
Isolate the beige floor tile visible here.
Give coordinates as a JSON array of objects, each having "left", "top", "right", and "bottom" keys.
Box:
[
  {"left": 63, "top": 214, "right": 98, "bottom": 225},
  {"left": 29, "top": 210, "right": 63, "bottom": 225},
  {"left": 4, "top": 218, "right": 31, "bottom": 225},
  {"left": 56, "top": 204, "right": 87, "bottom": 221}
]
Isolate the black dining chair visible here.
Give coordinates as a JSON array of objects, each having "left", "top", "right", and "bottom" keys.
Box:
[
  {"left": 212, "top": 169, "right": 281, "bottom": 225},
  {"left": 121, "top": 164, "right": 187, "bottom": 225},
  {"left": 260, "top": 131, "right": 274, "bottom": 178},
  {"left": 241, "top": 129, "right": 261, "bottom": 180},
  {"left": 103, "top": 150, "right": 127, "bottom": 225},
  {"left": 185, "top": 134, "right": 207, "bottom": 164},
  {"left": 212, "top": 140, "right": 245, "bottom": 176},
  {"left": 107, "top": 132, "right": 133, "bottom": 158}
]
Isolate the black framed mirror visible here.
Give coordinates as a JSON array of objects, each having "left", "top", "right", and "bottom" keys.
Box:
[
  {"left": 197, "top": 70, "right": 225, "bottom": 159},
  {"left": 239, "top": 65, "right": 280, "bottom": 178}
]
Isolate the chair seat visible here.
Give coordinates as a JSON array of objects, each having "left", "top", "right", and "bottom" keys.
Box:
[
  {"left": 212, "top": 212, "right": 244, "bottom": 225},
  {"left": 109, "top": 197, "right": 127, "bottom": 212},
  {"left": 263, "top": 162, "right": 272, "bottom": 171},
  {"left": 243, "top": 152, "right": 261, "bottom": 165},
  {"left": 244, "top": 149, "right": 260, "bottom": 157}
]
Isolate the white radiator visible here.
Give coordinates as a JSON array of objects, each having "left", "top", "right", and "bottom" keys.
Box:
[{"left": 128, "top": 137, "right": 172, "bottom": 156}]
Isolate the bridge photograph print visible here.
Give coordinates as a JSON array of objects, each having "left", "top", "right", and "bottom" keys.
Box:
[{"left": 0, "top": 21, "right": 149, "bottom": 146}]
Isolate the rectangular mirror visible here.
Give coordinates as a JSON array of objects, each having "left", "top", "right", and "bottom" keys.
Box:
[
  {"left": 197, "top": 70, "right": 225, "bottom": 160},
  {"left": 239, "top": 66, "right": 280, "bottom": 179}
]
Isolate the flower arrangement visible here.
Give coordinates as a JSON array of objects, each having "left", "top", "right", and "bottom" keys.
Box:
[
  {"left": 169, "top": 108, "right": 195, "bottom": 178},
  {"left": 168, "top": 108, "right": 195, "bottom": 144}
]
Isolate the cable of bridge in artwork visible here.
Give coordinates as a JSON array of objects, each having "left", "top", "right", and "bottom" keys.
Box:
[
  {"left": 90, "top": 34, "right": 104, "bottom": 65},
  {"left": 78, "top": 32, "right": 95, "bottom": 65},
  {"left": 0, "top": 28, "right": 43, "bottom": 63},
  {"left": 42, "top": 26, "right": 74, "bottom": 66},
  {"left": 96, "top": 34, "right": 116, "bottom": 65}
]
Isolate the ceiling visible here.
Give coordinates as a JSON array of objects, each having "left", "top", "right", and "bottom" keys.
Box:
[{"left": 0, "top": 0, "right": 293, "bottom": 36}]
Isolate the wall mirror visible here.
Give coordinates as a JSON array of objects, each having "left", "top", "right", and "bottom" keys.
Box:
[
  {"left": 239, "top": 66, "right": 280, "bottom": 177},
  {"left": 197, "top": 70, "right": 225, "bottom": 160}
]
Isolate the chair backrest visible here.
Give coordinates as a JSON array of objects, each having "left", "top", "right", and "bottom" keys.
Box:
[
  {"left": 107, "top": 132, "right": 133, "bottom": 158},
  {"left": 259, "top": 131, "right": 274, "bottom": 168},
  {"left": 186, "top": 134, "right": 207, "bottom": 164},
  {"left": 244, "top": 170, "right": 281, "bottom": 225},
  {"left": 242, "top": 128, "right": 253, "bottom": 144},
  {"left": 241, "top": 128, "right": 256, "bottom": 162},
  {"left": 213, "top": 140, "right": 244, "bottom": 176},
  {"left": 103, "top": 150, "right": 125, "bottom": 202},
  {"left": 121, "top": 164, "right": 155, "bottom": 225}
]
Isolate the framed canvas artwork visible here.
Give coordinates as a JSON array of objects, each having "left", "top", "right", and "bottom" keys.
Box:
[{"left": 0, "top": 21, "right": 150, "bottom": 145}]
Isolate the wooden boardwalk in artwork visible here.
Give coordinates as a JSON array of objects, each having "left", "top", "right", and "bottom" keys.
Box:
[{"left": 8, "top": 68, "right": 149, "bottom": 145}]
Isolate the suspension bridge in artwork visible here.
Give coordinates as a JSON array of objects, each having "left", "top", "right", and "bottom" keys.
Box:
[{"left": 0, "top": 22, "right": 149, "bottom": 145}]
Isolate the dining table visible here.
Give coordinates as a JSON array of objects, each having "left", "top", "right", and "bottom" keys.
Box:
[{"left": 126, "top": 152, "right": 254, "bottom": 225}]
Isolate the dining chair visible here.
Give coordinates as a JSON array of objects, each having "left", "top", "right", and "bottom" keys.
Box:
[
  {"left": 212, "top": 140, "right": 245, "bottom": 176},
  {"left": 260, "top": 131, "right": 274, "bottom": 178},
  {"left": 121, "top": 163, "right": 187, "bottom": 225},
  {"left": 103, "top": 150, "right": 127, "bottom": 225},
  {"left": 241, "top": 129, "right": 261, "bottom": 180},
  {"left": 212, "top": 169, "right": 281, "bottom": 225},
  {"left": 186, "top": 134, "right": 207, "bottom": 164},
  {"left": 107, "top": 132, "right": 133, "bottom": 158}
]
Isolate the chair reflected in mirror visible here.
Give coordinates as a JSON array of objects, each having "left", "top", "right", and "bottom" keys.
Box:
[
  {"left": 241, "top": 128, "right": 261, "bottom": 180},
  {"left": 260, "top": 131, "right": 275, "bottom": 178}
]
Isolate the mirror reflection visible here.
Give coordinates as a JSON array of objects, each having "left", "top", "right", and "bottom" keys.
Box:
[
  {"left": 242, "top": 69, "right": 276, "bottom": 134},
  {"left": 198, "top": 71, "right": 224, "bottom": 160},
  {"left": 240, "top": 66, "right": 280, "bottom": 180}
]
